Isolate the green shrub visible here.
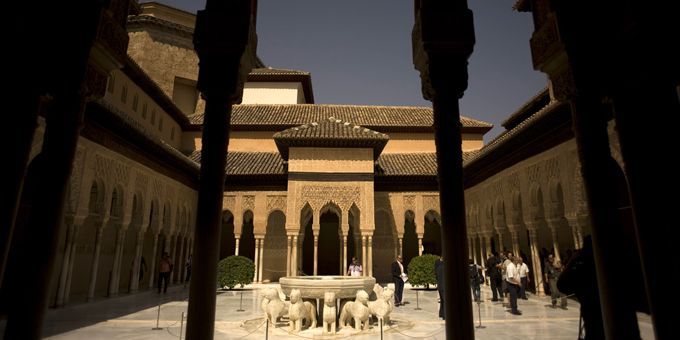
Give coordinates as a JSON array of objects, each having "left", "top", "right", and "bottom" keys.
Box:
[
  {"left": 407, "top": 254, "right": 439, "bottom": 288},
  {"left": 217, "top": 255, "right": 254, "bottom": 290}
]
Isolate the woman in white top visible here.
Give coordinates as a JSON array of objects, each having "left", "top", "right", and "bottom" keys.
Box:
[
  {"left": 347, "top": 257, "right": 362, "bottom": 276},
  {"left": 518, "top": 256, "right": 530, "bottom": 299}
]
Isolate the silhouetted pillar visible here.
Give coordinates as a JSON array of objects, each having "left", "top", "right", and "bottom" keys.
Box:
[
  {"left": 147, "top": 233, "right": 159, "bottom": 289},
  {"left": 55, "top": 217, "right": 84, "bottom": 307},
  {"left": 88, "top": 222, "right": 106, "bottom": 300},
  {"left": 109, "top": 226, "right": 126, "bottom": 295},
  {"left": 526, "top": 226, "right": 545, "bottom": 296},
  {"left": 130, "top": 227, "right": 146, "bottom": 292},
  {"left": 413, "top": 1, "right": 475, "bottom": 338},
  {"left": 186, "top": 1, "right": 254, "bottom": 338}
]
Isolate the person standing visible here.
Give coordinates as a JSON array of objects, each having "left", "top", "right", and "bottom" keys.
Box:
[
  {"left": 347, "top": 257, "right": 363, "bottom": 277},
  {"left": 518, "top": 257, "right": 530, "bottom": 299},
  {"left": 435, "top": 256, "right": 445, "bottom": 319},
  {"left": 545, "top": 254, "right": 568, "bottom": 309},
  {"left": 506, "top": 256, "right": 522, "bottom": 315},
  {"left": 486, "top": 253, "right": 502, "bottom": 301},
  {"left": 468, "top": 258, "right": 482, "bottom": 303},
  {"left": 391, "top": 255, "right": 407, "bottom": 306},
  {"left": 158, "top": 252, "right": 173, "bottom": 294},
  {"left": 184, "top": 254, "right": 192, "bottom": 287}
]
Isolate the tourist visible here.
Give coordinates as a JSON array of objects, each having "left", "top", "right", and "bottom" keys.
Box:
[
  {"left": 506, "top": 256, "right": 522, "bottom": 315},
  {"left": 347, "top": 257, "right": 362, "bottom": 276},
  {"left": 435, "top": 256, "right": 445, "bottom": 319},
  {"left": 486, "top": 252, "right": 503, "bottom": 301},
  {"left": 518, "top": 256, "right": 530, "bottom": 299},
  {"left": 468, "top": 258, "right": 482, "bottom": 303},
  {"left": 545, "top": 254, "right": 568, "bottom": 309},
  {"left": 158, "top": 252, "right": 173, "bottom": 294},
  {"left": 391, "top": 255, "right": 407, "bottom": 306}
]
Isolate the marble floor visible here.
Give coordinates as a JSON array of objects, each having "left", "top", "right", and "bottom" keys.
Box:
[{"left": 17, "top": 283, "right": 653, "bottom": 339}]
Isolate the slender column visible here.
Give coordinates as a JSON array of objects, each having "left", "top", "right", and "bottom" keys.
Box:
[
  {"left": 55, "top": 220, "right": 81, "bottom": 307},
  {"left": 147, "top": 233, "right": 159, "bottom": 288},
  {"left": 497, "top": 230, "right": 505, "bottom": 253},
  {"left": 567, "top": 217, "right": 583, "bottom": 250},
  {"left": 176, "top": 235, "right": 185, "bottom": 282},
  {"left": 398, "top": 236, "right": 403, "bottom": 257},
  {"left": 63, "top": 225, "right": 80, "bottom": 304},
  {"left": 361, "top": 236, "right": 367, "bottom": 276},
  {"left": 168, "top": 235, "right": 177, "bottom": 284},
  {"left": 234, "top": 235, "right": 240, "bottom": 256},
  {"left": 87, "top": 224, "right": 106, "bottom": 301},
  {"left": 479, "top": 235, "right": 487, "bottom": 260},
  {"left": 549, "top": 225, "right": 561, "bottom": 262},
  {"left": 417, "top": 235, "right": 423, "bottom": 256},
  {"left": 130, "top": 228, "right": 145, "bottom": 292},
  {"left": 313, "top": 234, "right": 319, "bottom": 275},
  {"left": 342, "top": 232, "right": 348, "bottom": 275},
  {"left": 253, "top": 238, "right": 260, "bottom": 282},
  {"left": 367, "top": 235, "right": 373, "bottom": 277},
  {"left": 257, "top": 238, "right": 264, "bottom": 283},
  {"left": 286, "top": 235, "right": 292, "bottom": 276},
  {"left": 108, "top": 227, "right": 126, "bottom": 296},
  {"left": 527, "top": 228, "right": 544, "bottom": 296},
  {"left": 292, "top": 235, "right": 298, "bottom": 276},
  {"left": 470, "top": 236, "right": 477, "bottom": 264},
  {"left": 509, "top": 229, "right": 520, "bottom": 258}
]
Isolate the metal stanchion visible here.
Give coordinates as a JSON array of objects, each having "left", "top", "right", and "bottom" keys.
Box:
[
  {"left": 476, "top": 300, "right": 485, "bottom": 329},
  {"left": 179, "top": 312, "right": 185, "bottom": 340},
  {"left": 265, "top": 318, "right": 269, "bottom": 340},
  {"left": 414, "top": 290, "right": 422, "bottom": 310},
  {"left": 237, "top": 291, "right": 245, "bottom": 312},
  {"left": 152, "top": 303, "right": 163, "bottom": 330}
]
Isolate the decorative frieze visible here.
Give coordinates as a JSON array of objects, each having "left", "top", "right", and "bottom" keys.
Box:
[
  {"left": 298, "top": 185, "right": 361, "bottom": 211},
  {"left": 422, "top": 195, "right": 439, "bottom": 214},
  {"left": 267, "top": 195, "right": 287, "bottom": 213},
  {"left": 403, "top": 195, "right": 416, "bottom": 212},
  {"left": 242, "top": 195, "right": 255, "bottom": 212}
]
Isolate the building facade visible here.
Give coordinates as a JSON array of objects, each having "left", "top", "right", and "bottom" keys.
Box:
[{"left": 18, "top": 2, "right": 627, "bottom": 309}]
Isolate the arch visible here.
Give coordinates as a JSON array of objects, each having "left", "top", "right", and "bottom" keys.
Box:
[
  {"left": 402, "top": 209, "right": 418, "bottom": 267},
  {"left": 220, "top": 210, "right": 235, "bottom": 260},
  {"left": 319, "top": 201, "right": 342, "bottom": 222},
  {"left": 423, "top": 210, "right": 442, "bottom": 255},
  {"left": 262, "top": 210, "right": 287, "bottom": 282},
  {"left": 239, "top": 210, "right": 255, "bottom": 261},
  {"left": 374, "top": 209, "right": 397, "bottom": 282},
  {"left": 316, "top": 211, "right": 341, "bottom": 275}
]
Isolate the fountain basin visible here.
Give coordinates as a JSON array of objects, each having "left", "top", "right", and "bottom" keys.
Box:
[{"left": 279, "top": 276, "right": 376, "bottom": 299}]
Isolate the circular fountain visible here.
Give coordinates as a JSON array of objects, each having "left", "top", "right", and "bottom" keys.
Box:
[{"left": 279, "top": 276, "right": 376, "bottom": 299}]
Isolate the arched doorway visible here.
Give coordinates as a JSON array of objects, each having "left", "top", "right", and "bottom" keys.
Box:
[
  {"left": 423, "top": 211, "right": 442, "bottom": 255},
  {"left": 317, "top": 211, "right": 340, "bottom": 275},
  {"left": 239, "top": 211, "right": 255, "bottom": 261},
  {"left": 220, "top": 211, "right": 235, "bottom": 260},
  {"left": 262, "top": 210, "right": 287, "bottom": 282},
  {"left": 402, "top": 211, "right": 418, "bottom": 268},
  {"left": 373, "top": 210, "right": 396, "bottom": 282}
]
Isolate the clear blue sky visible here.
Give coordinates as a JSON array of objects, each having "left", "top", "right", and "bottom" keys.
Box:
[{"left": 157, "top": 0, "right": 547, "bottom": 139}]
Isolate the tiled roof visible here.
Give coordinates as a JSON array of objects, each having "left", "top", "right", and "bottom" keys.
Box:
[
  {"left": 188, "top": 150, "right": 483, "bottom": 177},
  {"left": 464, "top": 100, "right": 567, "bottom": 166},
  {"left": 376, "top": 153, "right": 437, "bottom": 176},
  {"left": 249, "top": 68, "right": 309, "bottom": 76},
  {"left": 501, "top": 88, "right": 550, "bottom": 130},
  {"left": 273, "top": 117, "right": 389, "bottom": 160},
  {"left": 189, "top": 104, "right": 493, "bottom": 132},
  {"left": 189, "top": 151, "right": 285, "bottom": 175}
]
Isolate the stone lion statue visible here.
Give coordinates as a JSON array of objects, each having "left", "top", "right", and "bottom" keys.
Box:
[
  {"left": 260, "top": 287, "right": 288, "bottom": 326},
  {"left": 322, "top": 291, "right": 337, "bottom": 334},
  {"left": 288, "top": 289, "right": 317, "bottom": 332},
  {"left": 369, "top": 285, "right": 394, "bottom": 326},
  {"left": 339, "top": 290, "right": 370, "bottom": 331}
]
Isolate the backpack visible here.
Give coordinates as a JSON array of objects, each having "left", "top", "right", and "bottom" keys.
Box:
[{"left": 469, "top": 264, "right": 479, "bottom": 282}]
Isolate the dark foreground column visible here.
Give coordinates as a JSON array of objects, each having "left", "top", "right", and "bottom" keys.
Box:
[
  {"left": 413, "top": 1, "right": 475, "bottom": 338},
  {"left": 2, "top": 2, "right": 112, "bottom": 338},
  {"left": 186, "top": 1, "right": 254, "bottom": 339}
]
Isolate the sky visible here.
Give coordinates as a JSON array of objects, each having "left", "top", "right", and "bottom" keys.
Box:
[{"left": 158, "top": 0, "right": 547, "bottom": 140}]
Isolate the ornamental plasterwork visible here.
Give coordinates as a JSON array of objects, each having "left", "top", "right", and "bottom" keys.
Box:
[
  {"left": 298, "top": 185, "right": 360, "bottom": 212},
  {"left": 527, "top": 163, "right": 541, "bottom": 183},
  {"left": 134, "top": 170, "right": 149, "bottom": 196},
  {"left": 492, "top": 180, "right": 503, "bottom": 196},
  {"left": 422, "top": 195, "right": 439, "bottom": 214},
  {"left": 544, "top": 157, "right": 560, "bottom": 179},
  {"left": 94, "top": 153, "right": 130, "bottom": 187},
  {"left": 403, "top": 195, "right": 416, "bottom": 212},
  {"left": 67, "top": 149, "right": 85, "bottom": 214},
  {"left": 165, "top": 185, "right": 177, "bottom": 205},
  {"left": 242, "top": 195, "right": 255, "bottom": 212},
  {"left": 506, "top": 172, "right": 520, "bottom": 191},
  {"left": 266, "top": 195, "right": 287, "bottom": 213},
  {"left": 222, "top": 196, "right": 236, "bottom": 211},
  {"left": 151, "top": 177, "right": 164, "bottom": 202}
]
